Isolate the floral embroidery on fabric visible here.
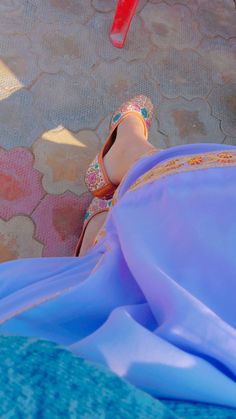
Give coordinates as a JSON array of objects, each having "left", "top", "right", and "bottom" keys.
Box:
[
  {"left": 217, "top": 152, "right": 233, "bottom": 159},
  {"left": 216, "top": 152, "right": 234, "bottom": 163},
  {"left": 128, "top": 149, "right": 236, "bottom": 193},
  {"left": 187, "top": 157, "right": 203, "bottom": 165}
]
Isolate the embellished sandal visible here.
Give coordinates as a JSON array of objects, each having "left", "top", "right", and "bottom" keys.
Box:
[
  {"left": 74, "top": 197, "right": 112, "bottom": 257},
  {"left": 85, "top": 95, "right": 153, "bottom": 199}
]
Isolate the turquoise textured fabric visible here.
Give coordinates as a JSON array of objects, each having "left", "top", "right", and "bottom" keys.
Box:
[
  {"left": 1, "top": 335, "right": 236, "bottom": 418},
  {"left": 0, "top": 335, "right": 175, "bottom": 418},
  {"left": 163, "top": 401, "right": 236, "bottom": 418}
]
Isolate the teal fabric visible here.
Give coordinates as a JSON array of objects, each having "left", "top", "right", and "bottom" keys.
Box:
[
  {"left": 0, "top": 335, "right": 175, "bottom": 418},
  {"left": 163, "top": 401, "right": 236, "bottom": 418},
  {"left": 1, "top": 335, "right": 236, "bottom": 418}
]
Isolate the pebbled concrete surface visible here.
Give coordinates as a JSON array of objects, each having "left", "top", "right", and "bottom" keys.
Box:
[{"left": 0, "top": 0, "right": 236, "bottom": 261}]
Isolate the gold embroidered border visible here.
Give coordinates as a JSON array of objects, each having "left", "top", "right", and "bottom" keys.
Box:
[
  {"left": 0, "top": 288, "right": 75, "bottom": 326},
  {"left": 111, "top": 148, "right": 159, "bottom": 206},
  {"left": 126, "top": 150, "right": 236, "bottom": 194}
]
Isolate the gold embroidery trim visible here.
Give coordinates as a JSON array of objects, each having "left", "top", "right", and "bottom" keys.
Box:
[
  {"left": 127, "top": 150, "right": 236, "bottom": 194},
  {"left": 0, "top": 287, "right": 75, "bottom": 326}
]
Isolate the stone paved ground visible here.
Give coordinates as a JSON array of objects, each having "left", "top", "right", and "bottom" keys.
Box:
[{"left": 0, "top": 0, "right": 236, "bottom": 262}]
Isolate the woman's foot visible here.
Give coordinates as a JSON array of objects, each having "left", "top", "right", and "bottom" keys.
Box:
[
  {"left": 103, "top": 114, "right": 156, "bottom": 186},
  {"left": 79, "top": 102, "right": 160, "bottom": 256},
  {"left": 79, "top": 118, "right": 156, "bottom": 256},
  {"left": 85, "top": 95, "right": 155, "bottom": 199}
]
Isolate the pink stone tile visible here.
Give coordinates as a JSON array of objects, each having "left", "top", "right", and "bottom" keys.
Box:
[
  {"left": 32, "top": 191, "right": 92, "bottom": 257},
  {"left": 0, "top": 148, "right": 45, "bottom": 220}
]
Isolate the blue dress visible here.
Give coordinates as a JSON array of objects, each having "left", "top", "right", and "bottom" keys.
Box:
[{"left": 1, "top": 143, "right": 236, "bottom": 407}]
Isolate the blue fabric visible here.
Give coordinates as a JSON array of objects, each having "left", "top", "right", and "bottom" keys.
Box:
[{"left": 0, "top": 143, "right": 236, "bottom": 408}]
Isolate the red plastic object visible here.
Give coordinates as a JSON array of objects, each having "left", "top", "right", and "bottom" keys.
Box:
[{"left": 110, "top": 0, "right": 140, "bottom": 48}]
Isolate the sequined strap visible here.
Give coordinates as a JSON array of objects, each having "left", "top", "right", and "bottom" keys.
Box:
[
  {"left": 85, "top": 155, "right": 107, "bottom": 194},
  {"left": 85, "top": 153, "right": 117, "bottom": 199},
  {"left": 110, "top": 95, "right": 153, "bottom": 132},
  {"left": 85, "top": 96, "right": 154, "bottom": 199},
  {"left": 84, "top": 197, "right": 113, "bottom": 223}
]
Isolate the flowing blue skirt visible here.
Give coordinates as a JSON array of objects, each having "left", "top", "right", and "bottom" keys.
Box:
[{"left": 1, "top": 143, "right": 236, "bottom": 407}]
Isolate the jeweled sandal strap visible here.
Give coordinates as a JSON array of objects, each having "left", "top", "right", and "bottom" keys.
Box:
[
  {"left": 84, "top": 197, "right": 113, "bottom": 222},
  {"left": 110, "top": 95, "right": 153, "bottom": 132},
  {"left": 85, "top": 154, "right": 117, "bottom": 199}
]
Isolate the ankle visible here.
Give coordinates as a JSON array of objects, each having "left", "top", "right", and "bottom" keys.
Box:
[
  {"left": 117, "top": 114, "right": 146, "bottom": 140},
  {"left": 103, "top": 134, "right": 154, "bottom": 186}
]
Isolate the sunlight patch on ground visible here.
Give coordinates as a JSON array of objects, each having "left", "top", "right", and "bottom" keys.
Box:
[
  {"left": 0, "top": 59, "right": 23, "bottom": 100},
  {"left": 42, "top": 128, "right": 87, "bottom": 147}
]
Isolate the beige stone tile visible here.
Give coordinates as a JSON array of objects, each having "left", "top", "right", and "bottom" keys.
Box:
[
  {"left": 0, "top": 90, "right": 46, "bottom": 149},
  {"left": 28, "top": 22, "right": 99, "bottom": 76},
  {"left": 92, "top": 0, "right": 116, "bottom": 13},
  {"left": 196, "top": 0, "right": 236, "bottom": 38},
  {"left": 198, "top": 37, "right": 236, "bottom": 85},
  {"left": 224, "top": 137, "right": 236, "bottom": 146},
  {"left": 140, "top": 3, "right": 202, "bottom": 50},
  {"left": 32, "top": 128, "right": 100, "bottom": 195},
  {"left": 208, "top": 83, "right": 236, "bottom": 137},
  {"left": 88, "top": 13, "right": 152, "bottom": 63},
  {"left": 158, "top": 97, "right": 224, "bottom": 146},
  {"left": 31, "top": 72, "right": 103, "bottom": 131},
  {"left": 148, "top": 48, "right": 213, "bottom": 99},
  {"left": 0, "top": 59, "right": 23, "bottom": 100},
  {"left": 91, "top": 59, "right": 160, "bottom": 113},
  {"left": 0, "top": 33, "right": 40, "bottom": 97}
]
